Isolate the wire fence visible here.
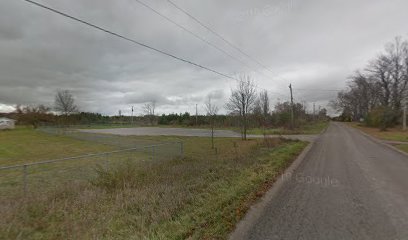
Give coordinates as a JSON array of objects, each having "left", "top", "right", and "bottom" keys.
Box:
[
  {"left": 0, "top": 142, "right": 183, "bottom": 200},
  {"left": 38, "top": 127, "right": 163, "bottom": 149}
]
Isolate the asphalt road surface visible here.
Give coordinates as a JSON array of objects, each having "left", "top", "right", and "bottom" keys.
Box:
[
  {"left": 79, "top": 127, "right": 316, "bottom": 142},
  {"left": 231, "top": 122, "right": 408, "bottom": 240}
]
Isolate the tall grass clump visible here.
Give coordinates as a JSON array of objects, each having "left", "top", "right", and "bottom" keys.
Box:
[{"left": 90, "top": 160, "right": 140, "bottom": 191}]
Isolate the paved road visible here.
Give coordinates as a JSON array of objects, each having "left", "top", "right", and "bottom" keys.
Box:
[
  {"left": 78, "top": 127, "right": 317, "bottom": 142},
  {"left": 231, "top": 122, "right": 408, "bottom": 240}
]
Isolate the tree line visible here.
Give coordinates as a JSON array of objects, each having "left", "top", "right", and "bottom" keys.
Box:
[
  {"left": 331, "top": 37, "right": 408, "bottom": 129},
  {"left": 2, "top": 76, "right": 327, "bottom": 140}
]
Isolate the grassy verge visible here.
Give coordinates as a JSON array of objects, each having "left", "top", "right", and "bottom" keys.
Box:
[
  {"left": 348, "top": 122, "right": 408, "bottom": 142},
  {"left": 395, "top": 144, "right": 408, "bottom": 153},
  {"left": 347, "top": 122, "right": 408, "bottom": 153},
  {"left": 246, "top": 121, "right": 328, "bottom": 135},
  {"left": 0, "top": 128, "right": 307, "bottom": 239}
]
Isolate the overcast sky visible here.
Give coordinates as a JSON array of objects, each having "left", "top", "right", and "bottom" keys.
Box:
[{"left": 0, "top": 0, "right": 407, "bottom": 115}]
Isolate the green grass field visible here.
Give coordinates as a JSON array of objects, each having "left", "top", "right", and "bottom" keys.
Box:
[
  {"left": 0, "top": 128, "right": 307, "bottom": 239},
  {"left": 0, "top": 127, "right": 114, "bottom": 165}
]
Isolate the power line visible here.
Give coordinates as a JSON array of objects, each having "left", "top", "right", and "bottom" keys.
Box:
[
  {"left": 166, "top": 0, "right": 278, "bottom": 77},
  {"left": 269, "top": 91, "right": 289, "bottom": 98},
  {"left": 20, "top": 0, "right": 284, "bottom": 98},
  {"left": 295, "top": 88, "right": 342, "bottom": 92},
  {"left": 133, "top": 0, "right": 256, "bottom": 72},
  {"left": 21, "top": 0, "right": 238, "bottom": 81},
  {"left": 133, "top": 0, "right": 277, "bottom": 81}
]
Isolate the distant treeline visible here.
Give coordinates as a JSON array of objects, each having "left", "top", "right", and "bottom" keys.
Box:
[{"left": 1, "top": 101, "right": 328, "bottom": 129}]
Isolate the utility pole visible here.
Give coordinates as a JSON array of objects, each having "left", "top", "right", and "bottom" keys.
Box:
[
  {"left": 195, "top": 104, "right": 198, "bottom": 125},
  {"left": 403, "top": 101, "right": 407, "bottom": 131},
  {"left": 289, "top": 84, "right": 294, "bottom": 129},
  {"left": 313, "top": 103, "right": 316, "bottom": 122},
  {"left": 131, "top": 106, "right": 134, "bottom": 125}
]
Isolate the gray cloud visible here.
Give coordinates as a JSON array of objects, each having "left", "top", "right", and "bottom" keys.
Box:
[{"left": 1, "top": 0, "right": 407, "bottom": 115}]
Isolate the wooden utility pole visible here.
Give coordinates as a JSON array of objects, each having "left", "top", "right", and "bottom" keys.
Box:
[
  {"left": 313, "top": 103, "right": 316, "bottom": 122},
  {"left": 403, "top": 101, "right": 407, "bottom": 131},
  {"left": 289, "top": 84, "right": 294, "bottom": 129},
  {"left": 195, "top": 104, "right": 198, "bottom": 125},
  {"left": 131, "top": 106, "right": 134, "bottom": 125}
]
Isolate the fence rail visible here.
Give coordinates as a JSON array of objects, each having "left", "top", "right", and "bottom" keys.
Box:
[{"left": 0, "top": 141, "right": 184, "bottom": 198}]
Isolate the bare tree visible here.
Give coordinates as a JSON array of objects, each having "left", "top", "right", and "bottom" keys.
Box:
[
  {"left": 15, "top": 105, "right": 52, "bottom": 128},
  {"left": 253, "top": 98, "right": 263, "bottom": 127},
  {"left": 205, "top": 96, "right": 219, "bottom": 149},
  {"left": 366, "top": 54, "right": 392, "bottom": 107},
  {"left": 386, "top": 37, "right": 408, "bottom": 110},
  {"left": 333, "top": 37, "right": 408, "bottom": 127},
  {"left": 143, "top": 101, "right": 156, "bottom": 125},
  {"left": 54, "top": 90, "right": 78, "bottom": 115},
  {"left": 365, "top": 37, "right": 408, "bottom": 110},
  {"left": 226, "top": 74, "right": 257, "bottom": 140},
  {"left": 259, "top": 90, "right": 270, "bottom": 117}
]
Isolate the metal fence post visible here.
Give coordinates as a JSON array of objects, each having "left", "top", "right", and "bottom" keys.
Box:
[{"left": 23, "top": 164, "right": 28, "bottom": 197}]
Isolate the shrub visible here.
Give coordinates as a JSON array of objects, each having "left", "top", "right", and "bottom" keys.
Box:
[{"left": 365, "top": 107, "right": 399, "bottom": 130}]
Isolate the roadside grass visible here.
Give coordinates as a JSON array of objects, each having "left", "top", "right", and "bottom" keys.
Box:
[
  {"left": 246, "top": 121, "right": 328, "bottom": 135},
  {"left": 347, "top": 122, "right": 408, "bottom": 153},
  {"left": 348, "top": 122, "right": 408, "bottom": 142},
  {"left": 396, "top": 144, "right": 408, "bottom": 153},
  {"left": 0, "top": 128, "right": 307, "bottom": 239}
]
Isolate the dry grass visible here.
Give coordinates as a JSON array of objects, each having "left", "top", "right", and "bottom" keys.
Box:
[
  {"left": 247, "top": 121, "right": 329, "bottom": 135},
  {"left": 0, "top": 129, "right": 307, "bottom": 239},
  {"left": 395, "top": 144, "right": 408, "bottom": 153},
  {"left": 348, "top": 122, "right": 408, "bottom": 153},
  {"left": 348, "top": 122, "right": 408, "bottom": 142}
]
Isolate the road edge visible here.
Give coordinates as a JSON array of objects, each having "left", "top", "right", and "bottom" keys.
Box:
[
  {"left": 228, "top": 136, "right": 317, "bottom": 240},
  {"left": 345, "top": 123, "right": 408, "bottom": 158}
]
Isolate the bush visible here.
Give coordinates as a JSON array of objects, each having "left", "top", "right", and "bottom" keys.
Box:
[{"left": 365, "top": 107, "right": 399, "bottom": 130}]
